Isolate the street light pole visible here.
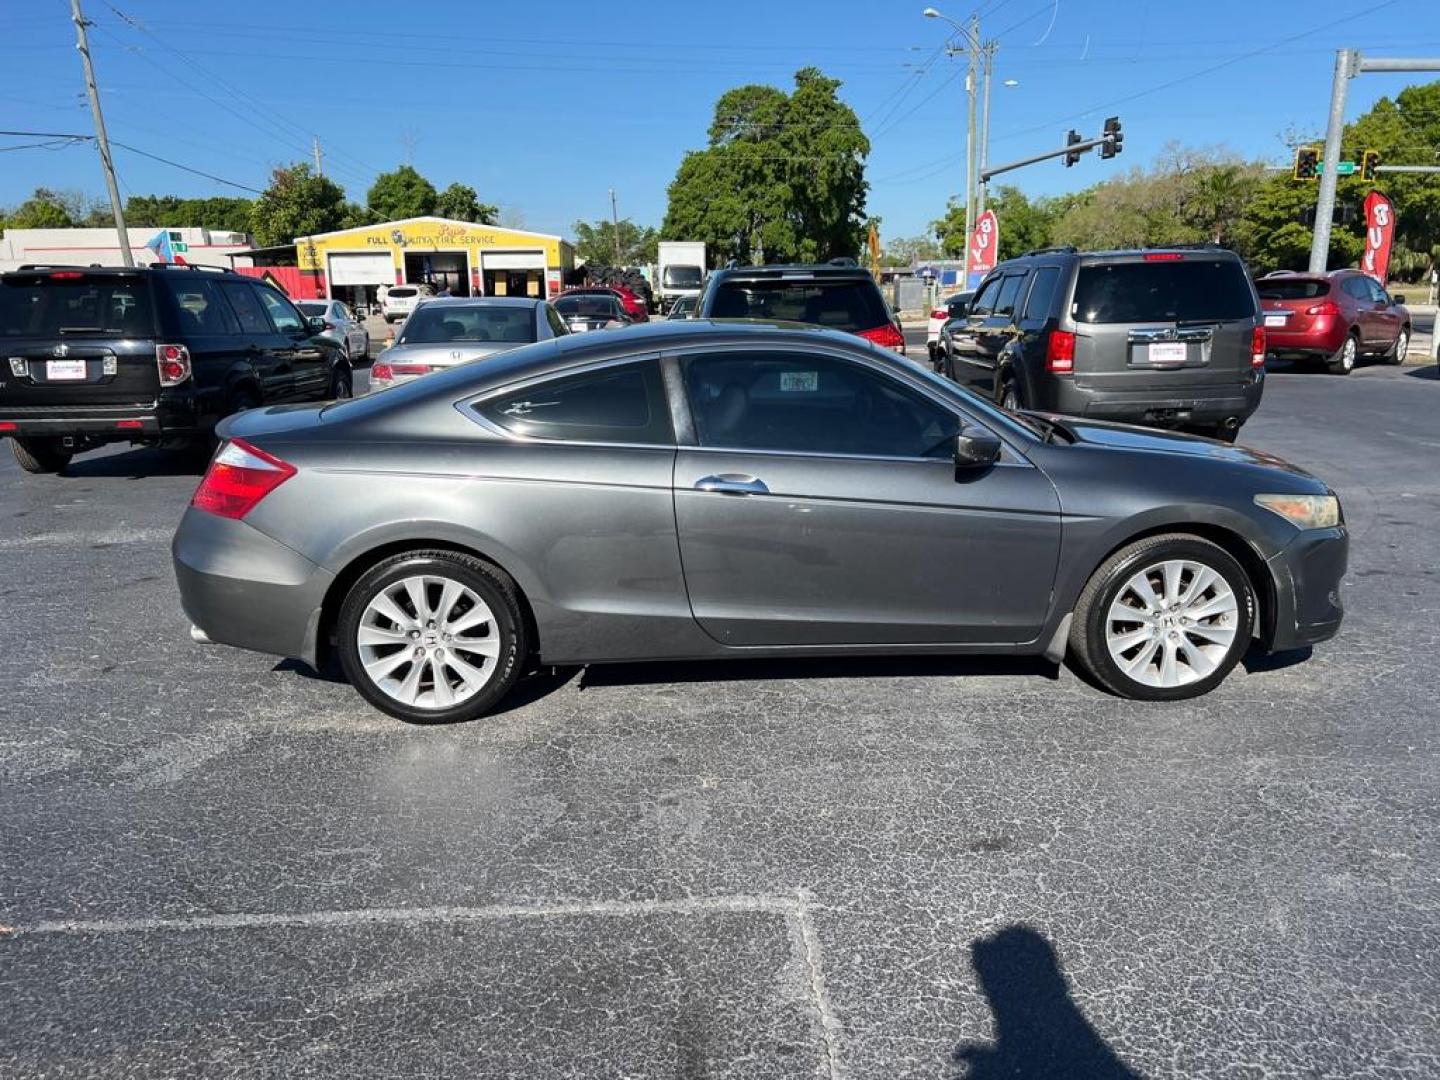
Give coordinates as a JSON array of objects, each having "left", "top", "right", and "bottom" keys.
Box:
[
  {"left": 70, "top": 0, "right": 132, "bottom": 267},
  {"left": 976, "top": 41, "right": 995, "bottom": 220}
]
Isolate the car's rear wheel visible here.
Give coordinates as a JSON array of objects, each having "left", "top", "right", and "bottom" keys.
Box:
[
  {"left": 10, "top": 436, "right": 73, "bottom": 474},
  {"left": 1327, "top": 333, "right": 1358, "bottom": 375},
  {"left": 1069, "top": 534, "right": 1255, "bottom": 701},
  {"left": 998, "top": 377, "right": 1022, "bottom": 411},
  {"left": 1385, "top": 327, "right": 1409, "bottom": 365},
  {"left": 337, "top": 551, "right": 527, "bottom": 724},
  {"left": 329, "top": 367, "right": 353, "bottom": 400}
]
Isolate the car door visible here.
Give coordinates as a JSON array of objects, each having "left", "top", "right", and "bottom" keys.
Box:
[
  {"left": 337, "top": 302, "right": 366, "bottom": 357},
  {"left": 157, "top": 276, "right": 247, "bottom": 420},
  {"left": 947, "top": 274, "right": 998, "bottom": 379},
  {"left": 255, "top": 284, "right": 327, "bottom": 400},
  {"left": 217, "top": 279, "right": 290, "bottom": 402},
  {"left": 958, "top": 273, "right": 1026, "bottom": 398},
  {"left": 1363, "top": 277, "right": 1401, "bottom": 347},
  {"left": 670, "top": 347, "right": 1063, "bottom": 647},
  {"left": 1341, "top": 277, "right": 1376, "bottom": 346}
]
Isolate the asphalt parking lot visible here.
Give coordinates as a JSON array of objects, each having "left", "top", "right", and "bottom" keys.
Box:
[{"left": 3, "top": 358, "right": 1439, "bottom": 1078}]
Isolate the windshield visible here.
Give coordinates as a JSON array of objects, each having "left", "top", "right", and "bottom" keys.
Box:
[
  {"left": 709, "top": 279, "right": 889, "bottom": 331},
  {"left": 0, "top": 274, "right": 154, "bottom": 337},
  {"left": 397, "top": 304, "right": 537, "bottom": 345},
  {"left": 297, "top": 302, "right": 327, "bottom": 316},
  {"left": 1073, "top": 260, "right": 1255, "bottom": 323},
  {"left": 1255, "top": 278, "right": 1330, "bottom": 300},
  {"left": 663, "top": 265, "right": 703, "bottom": 288}
]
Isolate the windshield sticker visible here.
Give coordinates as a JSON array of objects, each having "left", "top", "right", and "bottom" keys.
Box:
[{"left": 780, "top": 371, "right": 818, "bottom": 392}]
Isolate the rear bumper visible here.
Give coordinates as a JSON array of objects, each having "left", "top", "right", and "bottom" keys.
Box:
[
  {"left": 172, "top": 506, "right": 333, "bottom": 665},
  {"left": 1040, "top": 374, "right": 1264, "bottom": 428},
  {"left": 0, "top": 393, "right": 201, "bottom": 440},
  {"left": 1265, "top": 525, "right": 1347, "bottom": 651},
  {"left": 1266, "top": 323, "right": 1347, "bottom": 358}
]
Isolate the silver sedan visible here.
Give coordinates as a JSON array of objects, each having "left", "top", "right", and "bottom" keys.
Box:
[
  {"left": 296, "top": 299, "right": 369, "bottom": 362},
  {"left": 369, "top": 297, "right": 568, "bottom": 391}
]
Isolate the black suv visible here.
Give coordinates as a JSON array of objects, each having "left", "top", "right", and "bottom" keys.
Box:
[
  {"left": 696, "top": 260, "right": 907, "bottom": 354},
  {"left": 940, "top": 246, "right": 1265, "bottom": 441},
  {"left": 0, "top": 264, "right": 352, "bottom": 473}
]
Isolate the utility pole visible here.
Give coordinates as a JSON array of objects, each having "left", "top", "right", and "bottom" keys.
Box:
[
  {"left": 976, "top": 41, "right": 996, "bottom": 220},
  {"left": 964, "top": 13, "right": 980, "bottom": 248},
  {"left": 609, "top": 188, "right": 622, "bottom": 265},
  {"left": 70, "top": 0, "right": 131, "bottom": 266},
  {"left": 312, "top": 136, "right": 323, "bottom": 177},
  {"left": 1309, "top": 51, "right": 1440, "bottom": 272}
]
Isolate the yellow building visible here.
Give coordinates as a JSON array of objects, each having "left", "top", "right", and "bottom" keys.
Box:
[{"left": 294, "top": 216, "right": 575, "bottom": 310}]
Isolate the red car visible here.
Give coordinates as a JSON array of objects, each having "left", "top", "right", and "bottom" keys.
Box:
[
  {"left": 1255, "top": 270, "right": 1412, "bottom": 374},
  {"left": 558, "top": 286, "right": 648, "bottom": 322}
]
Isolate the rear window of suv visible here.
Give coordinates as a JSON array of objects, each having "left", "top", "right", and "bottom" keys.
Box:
[
  {"left": 709, "top": 278, "right": 889, "bottom": 332},
  {"left": 1255, "top": 278, "right": 1330, "bottom": 301},
  {"left": 1073, "top": 259, "right": 1255, "bottom": 324},
  {"left": 0, "top": 273, "right": 154, "bottom": 338},
  {"left": 388, "top": 287, "right": 417, "bottom": 299}
]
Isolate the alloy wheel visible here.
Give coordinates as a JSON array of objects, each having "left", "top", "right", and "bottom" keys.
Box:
[
  {"left": 356, "top": 574, "right": 502, "bottom": 709},
  {"left": 1103, "top": 559, "right": 1238, "bottom": 689}
]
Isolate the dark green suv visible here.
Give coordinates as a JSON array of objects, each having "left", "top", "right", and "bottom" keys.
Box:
[
  {"left": 0, "top": 264, "right": 351, "bottom": 473},
  {"left": 941, "top": 245, "right": 1265, "bottom": 442}
]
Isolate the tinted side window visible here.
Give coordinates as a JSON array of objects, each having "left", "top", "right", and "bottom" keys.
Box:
[
  {"left": 479, "top": 362, "right": 672, "bottom": 445},
  {"left": 993, "top": 273, "right": 1027, "bottom": 318},
  {"left": 1363, "top": 278, "right": 1387, "bottom": 303},
  {"left": 219, "top": 281, "right": 272, "bottom": 334},
  {"left": 255, "top": 287, "right": 304, "bottom": 333},
  {"left": 1022, "top": 267, "right": 1061, "bottom": 320},
  {"left": 683, "top": 352, "right": 956, "bottom": 460},
  {"left": 545, "top": 305, "right": 569, "bottom": 337},
  {"left": 164, "top": 277, "right": 240, "bottom": 335},
  {"left": 969, "top": 276, "right": 1001, "bottom": 316}
]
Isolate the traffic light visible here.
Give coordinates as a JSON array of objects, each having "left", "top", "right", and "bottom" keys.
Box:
[
  {"left": 1064, "top": 129, "right": 1083, "bottom": 168},
  {"left": 1293, "top": 147, "right": 1319, "bottom": 180},
  {"left": 1100, "top": 116, "right": 1123, "bottom": 159},
  {"left": 1361, "top": 149, "right": 1381, "bottom": 181}
]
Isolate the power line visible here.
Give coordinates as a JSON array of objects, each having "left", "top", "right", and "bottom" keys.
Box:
[{"left": 0, "top": 129, "right": 265, "bottom": 194}]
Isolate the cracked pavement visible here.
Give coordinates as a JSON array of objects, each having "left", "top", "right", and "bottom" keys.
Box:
[{"left": 2, "top": 361, "right": 1438, "bottom": 1078}]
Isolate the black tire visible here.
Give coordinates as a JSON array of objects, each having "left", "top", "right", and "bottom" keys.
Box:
[
  {"left": 1069, "top": 533, "right": 1255, "bottom": 701},
  {"left": 337, "top": 550, "right": 528, "bottom": 724},
  {"left": 1326, "top": 333, "right": 1358, "bottom": 375},
  {"left": 1384, "top": 327, "right": 1409, "bottom": 365},
  {"left": 998, "top": 376, "right": 1022, "bottom": 411},
  {"left": 329, "top": 366, "right": 353, "bottom": 400},
  {"left": 942, "top": 348, "right": 957, "bottom": 382},
  {"left": 10, "top": 436, "right": 73, "bottom": 474}
]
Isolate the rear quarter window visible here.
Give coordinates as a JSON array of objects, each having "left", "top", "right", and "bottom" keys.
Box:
[
  {"left": 477, "top": 361, "right": 672, "bottom": 445},
  {"left": 1073, "top": 260, "right": 1256, "bottom": 323}
]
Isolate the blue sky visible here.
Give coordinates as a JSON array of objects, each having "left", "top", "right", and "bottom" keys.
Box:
[{"left": 3, "top": 0, "right": 1437, "bottom": 243}]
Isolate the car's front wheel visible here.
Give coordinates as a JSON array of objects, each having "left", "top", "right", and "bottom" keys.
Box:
[
  {"left": 1069, "top": 534, "right": 1255, "bottom": 701},
  {"left": 10, "top": 436, "right": 73, "bottom": 474},
  {"left": 337, "top": 551, "right": 527, "bottom": 723}
]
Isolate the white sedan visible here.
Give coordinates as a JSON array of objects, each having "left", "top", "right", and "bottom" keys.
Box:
[{"left": 926, "top": 291, "right": 972, "bottom": 367}]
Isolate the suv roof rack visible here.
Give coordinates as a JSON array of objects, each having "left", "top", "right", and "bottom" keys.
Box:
[
  {"left": 15, "top": 263, "right": 88, "bottom": 271},
  {"left": 1020, "top": 245, "right": 1077, "bottom": 257},
  {"left": 147, "top": 262, "right": 235, "bottom": 273},
  {"left": 1149, "top": 243, "right": 1229, "bottom": 251},
  {"left": 827, "top": 256, "right": 858, "bottom": 267}
]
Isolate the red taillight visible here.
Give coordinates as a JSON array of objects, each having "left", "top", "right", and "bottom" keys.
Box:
[
  {"left": 155, "top": 343, "right": 192, "bottom": 387},
  {"left": 930, "top": 308, "right": 949, "bottom": 321},
  {"left": 858, "top": 323, "right": 907, "bottom": 353},
  {"left": 371, "top": 362, "right": 393, "bottom": 382},
  {"left": 0, "top": 421, "right": 17, "bottom": 432},
  {"left": 1143, "top": 252, "right": 1184, "bottom": 262},
  {"left": 191, "top": 438, "right": 296, "bottom": 520},
  {"left": 1251, "top": 326, "right": 1266, "bottom": 368},
  {"left": 390, "top": 363, "right": 431, "bottom": 375},
  {"left": 117, "top": 419, "right": 143, "bottom": 429},
  {"left": 49, "top": 271, "right": 84, "bottom": 280},
  {"left": 1306, "top": 300, "right": 1340, "bottom": 317},
  {"left": 1046, "top": 329, "right": 1076, "bottom": 373}
]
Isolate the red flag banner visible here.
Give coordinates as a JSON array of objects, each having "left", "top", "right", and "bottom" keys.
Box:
[
  {"left": 966, "top": 210, "right": 999, "bottom": 288},
  {"left": 1361, "top": 190, "right": 1395, "bottom": 286}
]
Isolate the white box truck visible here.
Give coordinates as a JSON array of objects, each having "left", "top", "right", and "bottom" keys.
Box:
[{"left": 656, "top": 241, "right": 706, "bottom": 313}]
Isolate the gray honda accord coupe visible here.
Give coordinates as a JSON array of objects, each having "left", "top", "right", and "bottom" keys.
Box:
[{"left": 172, "top": 320, "right": 1347, "bottom": 724}]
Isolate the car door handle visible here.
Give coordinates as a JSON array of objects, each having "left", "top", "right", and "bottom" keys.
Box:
[{"left": 694, "top": 474, "right": 769, "bottom": 496}]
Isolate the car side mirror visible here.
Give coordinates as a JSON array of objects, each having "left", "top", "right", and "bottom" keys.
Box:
[
  {"left": 1392, "top": 293, "right": 1406, "bottom": 305},
  {"left": 953, "top": 427, "right": 1002, "bottom": 470},
  {"left": 306, "top": 315, "right": 327, "bottom": 333}
]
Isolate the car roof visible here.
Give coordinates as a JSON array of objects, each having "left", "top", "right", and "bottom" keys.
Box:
[
  {"left": 416, "top": 296, "right": 543, "bottom": 309},
  {"left": 709, "top": 263, "right": 874, "bottom": 282}
]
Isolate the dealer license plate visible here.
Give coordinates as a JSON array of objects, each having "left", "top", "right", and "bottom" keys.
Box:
[
  {"left": 1264, "top": 313, "right": 1288, "bottom": 327},
  {"left": 1147, "top": 342, "right": 1187, "bottom": 367},
  {"left": 46, "top": 359, "right": 87, "bottom": 381}
]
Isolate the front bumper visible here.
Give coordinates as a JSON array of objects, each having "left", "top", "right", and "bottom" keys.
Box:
[
  {"left": 172, "top": 506, "right": 334, "bottom": 665},
  {"left": 1265, "top": 525, "right": 1347, "bottom": 651}
]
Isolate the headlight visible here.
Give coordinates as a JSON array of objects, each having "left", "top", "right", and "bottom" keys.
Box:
[{"left": 1254, "top": 493, "right": 1341, "bottom": 529}]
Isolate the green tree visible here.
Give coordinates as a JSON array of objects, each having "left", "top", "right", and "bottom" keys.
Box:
[
  {"left": 125, "top": 195, "right": 254, "bottom": 233},
  {"left": 932, "top": 185, "right": 1061, "bottom": 261},
  {"left": 248, "top": 163, "right": 348, "bottom": 245},
  {"left": 662, "top": 67, "right": 869, "bottom": 264},
  {"left": 4, "top": 188, "right": 76, "bottom": 229},
  {"left": 572, "top": 218, "right": 658, "bottom": 266},
  {"left": 881, "top": 233, "right": 941, "bottom": 267},
  {"left": 434, "top": 182, "right": 498, "bottom": 224},
  {"left": 366, "top": 165, "right": 438, "bottom": 221}
]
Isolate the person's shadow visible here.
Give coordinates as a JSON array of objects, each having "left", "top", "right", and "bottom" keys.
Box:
[{"left": 952, "top": 925, "right": 1143, "bottom": 1079}]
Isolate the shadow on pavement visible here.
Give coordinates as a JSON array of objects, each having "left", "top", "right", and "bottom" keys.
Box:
[
  {"left": 1404, "top": 364, "right": 1437, "bottom": 380},
  {"left": 59, "top": 445, "right": 207, "bottom": 479},
  {"left": 1241, "top": 644, "right": 1313, "bottom": 674},
  {"left": 952, "top": 925, "right": 1143, "bottom": 1080}
]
